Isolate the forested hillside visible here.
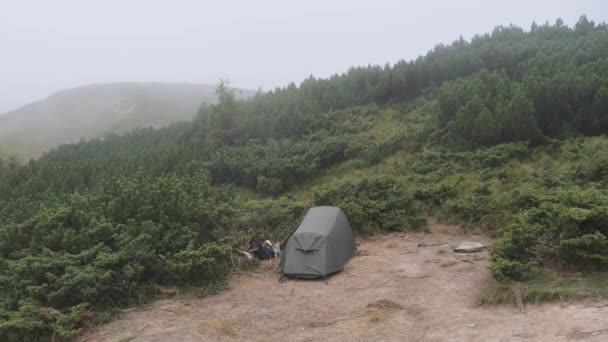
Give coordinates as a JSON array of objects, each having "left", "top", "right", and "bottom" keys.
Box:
[
  {"left": 0, "top": 83, "right": 254, "bottom": 157},
  {"left": 1, "top": 17, "right": 608, "bottom": 341}
]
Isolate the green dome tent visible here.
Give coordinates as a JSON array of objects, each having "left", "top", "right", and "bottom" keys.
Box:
[{"left": 280, "top": 206, "right": 357, "bottom": 278}]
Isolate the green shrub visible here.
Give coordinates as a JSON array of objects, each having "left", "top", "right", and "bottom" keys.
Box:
[
  {"left": 491, "top": 257, "right": 537, "bottom": 281},
  {"left": 237, "top": 197, "right": 307, "bottom": 240},
  {"left": 313, "top": 175, "right": 425, "bottom": 234},
  {"left": 163, "top": 243, "right": 232, "bottom": 283},
  {"left": 560, "top": 232, "right": 608, "bottom": 269},
  {"left": 256, "top": 175, "right": 284, "bottom": 196},
  {"left": 0, "top": 172, "right": 236, "bottom": 341},
  {"left": 490, "top": 185, "right": 608, "bottom": 280}
]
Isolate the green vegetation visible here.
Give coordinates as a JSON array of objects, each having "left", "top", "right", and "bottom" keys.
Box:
[{"left": 1, "top": 16, "right": 608, "bottom": 340}]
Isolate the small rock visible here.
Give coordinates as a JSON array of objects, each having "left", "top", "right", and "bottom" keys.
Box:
[{"left": 454, "top": 242, "right": 485, "bottom": 253}]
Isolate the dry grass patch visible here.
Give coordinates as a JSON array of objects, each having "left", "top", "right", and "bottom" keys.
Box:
[
  {"left": 385, "top": 242, "right": 398, "bottom": 249},
  {"left": 440, "top": 258, "right": 459, "bottom": 267},
  {"left": 366, "top": 300, "right": 404, "bottom": 323},
  {"left": 207, "top": 319, "right": 237, "bottom": 336},
  {"left": 479, "top": 271, "right": 608, "bottom": 309}
]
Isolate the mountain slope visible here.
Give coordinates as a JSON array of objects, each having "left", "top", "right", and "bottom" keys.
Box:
[
  {"left": 1, "top": 17, "right": 608, "bottom": 341},
  {"left": 0, "top": 83, "right": 254, "bottom": 157}
]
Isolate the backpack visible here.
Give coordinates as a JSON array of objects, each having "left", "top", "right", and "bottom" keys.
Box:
[{"left": 262, "top": 243, "right": 275, "bottom": 259}]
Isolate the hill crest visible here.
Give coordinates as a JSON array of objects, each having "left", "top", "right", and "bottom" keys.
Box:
[{"left": 0, "top": 82, "right": 253, "bottom": 157}]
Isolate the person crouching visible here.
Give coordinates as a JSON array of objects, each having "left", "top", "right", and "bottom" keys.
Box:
[{"left": 246, "top": 234, "right": 275, "bottom": 260}]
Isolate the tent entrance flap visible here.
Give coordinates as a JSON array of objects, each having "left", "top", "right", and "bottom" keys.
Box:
[
  {"left": 280, "top": 206, "right": 356, "bottom": 278},
  {"left": 293, "top": 233, "right": 325, "bottom": 251}
]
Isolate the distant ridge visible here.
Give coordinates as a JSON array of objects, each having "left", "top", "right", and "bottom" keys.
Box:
[{"left": 0, "top": 82, "right": 254, "bottom": 157}]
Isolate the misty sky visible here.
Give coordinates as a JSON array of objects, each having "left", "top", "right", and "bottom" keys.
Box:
[{"left": 1, "top": 0, "right": 607, "bottom": 113}]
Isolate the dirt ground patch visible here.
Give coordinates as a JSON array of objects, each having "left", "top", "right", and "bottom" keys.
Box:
[{"left": 81, "top": 221, "right": 608, "bottom": 342}]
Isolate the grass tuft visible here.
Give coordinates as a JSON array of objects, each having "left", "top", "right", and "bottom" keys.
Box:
[{"left": 479, "top": 271, "right": 608, "bottom": 308}]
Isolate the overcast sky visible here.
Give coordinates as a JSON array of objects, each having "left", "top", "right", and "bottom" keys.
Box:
[{"left": 1, "top": 0, "right": 607, "bottom": 113}]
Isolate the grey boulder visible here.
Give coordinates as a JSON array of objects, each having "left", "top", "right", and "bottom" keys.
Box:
[{"left": 454, "top": 242, "right": 485, "bottom": 253}]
